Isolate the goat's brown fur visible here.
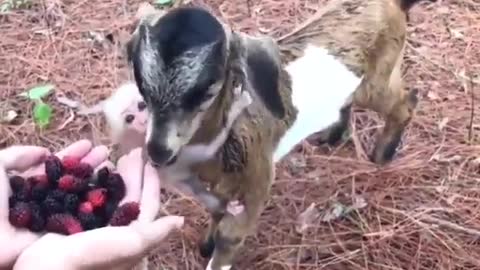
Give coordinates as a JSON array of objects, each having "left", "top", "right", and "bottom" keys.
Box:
[
  {"left": 278, "top": 0, "right": 425, "bottom": 164},
  {"left": 187, "top": 35, "right": 297, "bottom": 268}
]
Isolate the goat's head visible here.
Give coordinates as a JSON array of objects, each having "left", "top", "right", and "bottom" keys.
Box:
[{"left": 127, "top": 6, "right": 284, "bottom": 167}]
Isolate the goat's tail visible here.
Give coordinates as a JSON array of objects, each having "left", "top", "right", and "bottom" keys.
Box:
[{"left": 396, "top": 0, "right": 436, "bottom": 12}]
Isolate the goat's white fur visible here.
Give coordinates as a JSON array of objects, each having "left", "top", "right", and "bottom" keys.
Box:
[{"left": 273, "top": 44, "right": 362, "bottom": 162}]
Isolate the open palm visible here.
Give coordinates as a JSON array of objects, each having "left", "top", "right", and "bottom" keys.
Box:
[{"left": 11, "top": 147, "right": 184, "bottom": 270}]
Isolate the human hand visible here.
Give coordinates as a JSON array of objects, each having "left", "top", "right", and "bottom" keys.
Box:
[
  {"left": 0, "top": 140, "right": 110, "bottom": 269},
  {"left": 13, "top": 148, "right": 184, "bottom": 270}
]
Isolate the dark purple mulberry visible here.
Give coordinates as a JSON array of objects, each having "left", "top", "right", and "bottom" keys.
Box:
[
  {"left": 63, "top": 194, "right": 80, "bottom": 214},
  {"left": 44, "top": 155, "right": 64, "bottom": 184},
  {"left": 31, "top": 182, "right": 50, "bottom": 202},
  {"left": 78, "top": 213, "right": 103, "bottom": 230},
  {"left": 9, "top": 175, "right": 25, "bottom": 193},
  {"left": 42, "top": 195, "right": 63, "bottom": 215},
  {"left": 96, "top": 167, "right": 110, "bottom": 187},
  {"left": 28, "top": 202, "right": 46, "bottom": 232},
  {"left": 49, "top": 189, "right": 66, "bottom": 201},
  {"left": 105, "top": 173, "right": 126, "bottom": 202},
  {"left": 8, "top": 196, "right": 17, "bottom": 208}
]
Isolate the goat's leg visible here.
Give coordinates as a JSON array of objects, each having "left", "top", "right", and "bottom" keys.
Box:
[
  {"left": 370, "top": 88, "right": 418, "bottom": 164},
  {"left": 204, "top": 167, "right": 272, "bottom": 270},
  {"left": 313, "top": 103, "right": 352, "bottom": 145}
]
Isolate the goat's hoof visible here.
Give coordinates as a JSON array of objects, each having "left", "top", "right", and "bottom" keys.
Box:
[
  {"left": 369, "top": 148, "right": 395, "bottom": 165},
  {"left": 199, "top": 236, "right": 215, "bottom": 258}
]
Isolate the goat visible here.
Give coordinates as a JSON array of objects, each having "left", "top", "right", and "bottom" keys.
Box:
[
  {"left": 92, "top": 81, "right": 248, "bottom": 216},
  {"left": 126, "top": 0, "right": 433, "bottom": 269},
  {"left": 277, "top": 0, "right": 436, "bottom": 164}
]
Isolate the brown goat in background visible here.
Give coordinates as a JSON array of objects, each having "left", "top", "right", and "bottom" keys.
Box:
[{"left": 278, "top": 0, "right": 435, "bottom": 164}]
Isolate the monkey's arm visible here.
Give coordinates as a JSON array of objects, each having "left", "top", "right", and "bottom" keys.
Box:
[{"left": 176, "top": 175, "right": 224, "bottom": 213}]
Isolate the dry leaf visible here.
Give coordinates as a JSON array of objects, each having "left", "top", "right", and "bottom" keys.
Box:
[
  {"left": 57, "top": 110, "right": 75, "bottom": 131},
  {"left": 321, "top": 202, "right": 345, "bottom": 222},
  {"left": 438, "top": 117, "right": 449, "bottom": 131},
  {"left": 450, "top": 28, "right": 464, "bottom": 39},
  {"left": 352, "top": 195, "right": 367, "bottom": 209},
  {"left": 431, "top": 154, "right": 462, "bottom": 163},
  {"left": 1, "top": 110, "right": 18, "bottom": 123},
  {"left": 470, "top": 157, "right": 480, "bottom": 166},
  {"left": 56, "top": 95, "right": 80, "bottom": 108},
  {"left": 295, "top": 203, "right": 320, "bottom": 234},
  {"left": 427, "top": 91, "right": 440, "bottom": 101}
]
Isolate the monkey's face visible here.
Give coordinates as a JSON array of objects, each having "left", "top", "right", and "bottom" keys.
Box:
[
  {"left": 121, "top": 99, "right": 148, "bottom": 135},
  {"left": 128, "top": 7, "right": 228, "bottom": 167}
]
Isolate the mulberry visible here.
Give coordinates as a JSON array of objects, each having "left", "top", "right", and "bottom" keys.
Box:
[
  {"left": 9, "top": 202, "right": 32, "bottom": 228},
  {"left": 109, "top": 202, "right": 140, "bottom": 226},
  {"left": 61, "top": 156, "right": 81, "bottom": 173},
  {"left": 9, "top": 175, "right": 25, "bottom": 193},
  {"left": 78, "top": 213, "right": 102, "bottom": 230},
  {"left": 46, "top": 213, "right": 83, "bottom": 235},
  {"left": 31, "top": 181, "right": 50, "bottom": 202},
  {"left": 63, "top": 194, "right": 80, "bottom": 214},
  {"left": 86, "top": 188, "right": 107, "bottom": 208},
  {"left": 105, "top": 173, "right": 126, "bottom": 202},
  {"left": 42, "top": 195, "right": 63, "bottom": 215},
  {"left": 28, "top": 202, "right": 46, "bottom": 232},
  {"left": 70, "top": 163, "right": 94, "bottom": 179},
  {"left": 44, "top": 155, "right": 64, "bottom": 184}
]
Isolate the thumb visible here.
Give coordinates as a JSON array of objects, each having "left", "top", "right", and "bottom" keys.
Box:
[{"left": 133, "top": 216, "right": 184, "bottom": 248}]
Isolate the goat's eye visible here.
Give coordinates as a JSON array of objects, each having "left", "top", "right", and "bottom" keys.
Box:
[
  {"left": 203, "top": 93, "right": 215, "bottom": 101},
  {"left": 125, "top": 114, "right": 135, "bottom": 124},
  {"left": 137, "top": 101, "right": 147, "bottom": 111}
]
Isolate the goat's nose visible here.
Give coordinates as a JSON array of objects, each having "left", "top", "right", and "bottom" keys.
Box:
[{"left": 146, "top": 142, "right": 173, "bottom": 167}]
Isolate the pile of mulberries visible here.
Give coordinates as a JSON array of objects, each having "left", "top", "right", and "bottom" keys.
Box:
[{"left": 8, "top": 155, "right": 140, "bottom": 235}]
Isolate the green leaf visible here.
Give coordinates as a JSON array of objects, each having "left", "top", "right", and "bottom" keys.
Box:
[
  {"left": 0, "top": 2, "right": 12, "bottom": 12},
  {"left": 33, "top": 101, "right": 53, "bottom": 128},
  {"left": 153, "top": 0, "right": 173, "bottom": 6},
  {"left": 20, "top": 84, "right": 55, "bottom": 100}
]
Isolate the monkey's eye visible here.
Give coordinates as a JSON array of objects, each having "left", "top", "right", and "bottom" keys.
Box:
[
  {"left": 137, "top": 101, "right": 147, "bottom": 111},
  {"left": 125, "top": 114, "right": 135, "bottom": 124}
]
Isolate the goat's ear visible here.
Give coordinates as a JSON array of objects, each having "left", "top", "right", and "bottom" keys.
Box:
[{"left": 233, "top": 33, "right": 285, "bottom": 119}]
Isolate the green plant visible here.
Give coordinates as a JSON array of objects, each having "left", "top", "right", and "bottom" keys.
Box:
[
  {"left": 20, "top": 84, "right": 55, "bottom": 129},
  {"left": 0, "top": 0, "right": 32, "bottom": 13},
  {"left": 153, "top": 0, "right": 173, "bottom": 7}
]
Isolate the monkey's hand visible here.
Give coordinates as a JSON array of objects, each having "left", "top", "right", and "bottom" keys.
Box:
[{"left": 227, "top": 87, "right": 252, "bottom": 127}]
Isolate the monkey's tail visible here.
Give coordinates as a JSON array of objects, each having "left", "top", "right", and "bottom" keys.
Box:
[{"left": 396, "top": 0, "right": 436, "bottom": 12}]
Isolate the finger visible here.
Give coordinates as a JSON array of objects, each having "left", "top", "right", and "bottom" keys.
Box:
[
  {"left": 2, "top": 230, "right": 40, "bottom": 265},
  {"left": 55, "top": 140, "right": 93, "bottom": 159},
  {"left": 132, "top": 216, "right": 184, "bottom": 249},
  {"left": 94, "top": 160, "right": 115, "bottom": 173},
  {"left": 0, "top": 166, "right": 11, "bottom": 221},
  {"left": 118, "top": 148, "right": 143, "bottom": 204},
  {"left": 138, "top": 163, "right": 161, "bottom": 222},
  {"left": 58, "top": 227, "right": 146, "bottom": 269},
  {"left": 21, "top": 140, "right": 94, "bottom": 177},
  {"left": 0, "top": 146, "right": 50, "bottom": 171},
  {"left": 80, "top": 145, "right": 110, "bottom": 168}
]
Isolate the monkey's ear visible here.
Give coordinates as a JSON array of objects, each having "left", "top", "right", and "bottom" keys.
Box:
[{"left": 231, "top": 33, "right": 285, "bottom": 119}]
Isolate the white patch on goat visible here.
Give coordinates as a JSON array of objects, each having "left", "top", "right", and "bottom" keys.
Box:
[
  {"left": 205, "top": 258, "right": 232, "bottom": 270},
  {"left": 165, "top": 121, "right": 183, "bottom": 152},
  {"left": 145, "top": 114, "right": 154, "bottom": 144},
  {"left": 273, "top": 44, "right": 363, "bottom": 162}
]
